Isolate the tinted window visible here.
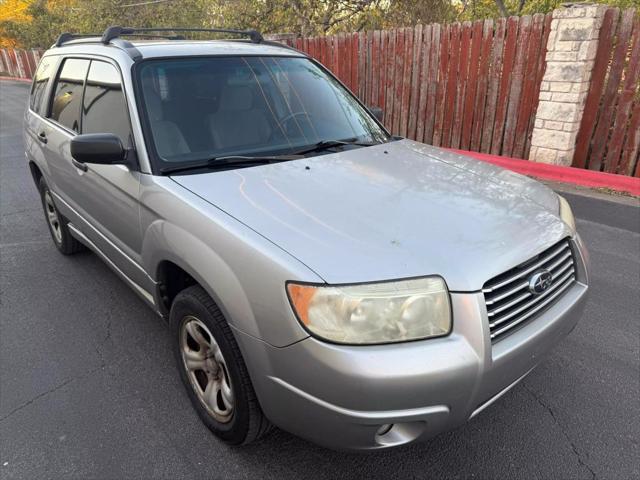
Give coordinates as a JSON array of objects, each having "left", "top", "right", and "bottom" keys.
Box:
[
  {"left": 49, "top": 58, "right": 89, "bottom": 132},
  {"left": 29, "top": 57, "right": 54, "bottom": 114},
  {"left": 82, "top": 61, "right": 132, "bottom": 146},
  {"left": 138, "top": 57, "right": 388, "bottom": 164}
]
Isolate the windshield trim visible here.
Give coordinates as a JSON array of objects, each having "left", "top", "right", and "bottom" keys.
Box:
[{"left": 131, "top": 54, "right": 391, "bottom": 176}]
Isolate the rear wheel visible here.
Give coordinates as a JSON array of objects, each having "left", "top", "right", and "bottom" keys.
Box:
[
  {"left": 38, "top": 177, "right": 85, "bottom": 255},
  {"left": 170, "top": 285, "right": 272, "bottom": 445}
]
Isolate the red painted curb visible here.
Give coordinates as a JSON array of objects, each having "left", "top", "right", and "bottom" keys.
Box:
[
  {"left": 0, "top": 76, "right": 31, "bottom": 83},
  {"left": 449, "top": 149, "right": 640, "bottom": 197}
]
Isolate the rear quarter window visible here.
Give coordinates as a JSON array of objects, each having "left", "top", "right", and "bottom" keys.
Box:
[
  {"left": 29, "top": 57, "right": 55, "bottom": 115},
  {"left": 49, "top": 58, "right": 90, "bottom": 132}
]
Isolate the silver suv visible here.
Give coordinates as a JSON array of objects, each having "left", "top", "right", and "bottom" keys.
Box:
[{"left": 24, "top": 26, "right": 589, "bottom": 451}]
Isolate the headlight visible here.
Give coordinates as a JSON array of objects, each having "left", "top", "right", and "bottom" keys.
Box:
[
  {"left": 287, "top": 277, "right": 451, "bottom": 344},
  {"left": 558, "top": 195, "right": 576, "bottom": 232}
]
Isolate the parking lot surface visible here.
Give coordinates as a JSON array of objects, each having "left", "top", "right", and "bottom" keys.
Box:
[{"left": 1, "top": 80, "right": 639, "bottom": 479}]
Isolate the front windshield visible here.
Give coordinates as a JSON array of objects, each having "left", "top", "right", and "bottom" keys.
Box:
[{"left": 136, "top": 56, "right": 389, "bottom": 167}]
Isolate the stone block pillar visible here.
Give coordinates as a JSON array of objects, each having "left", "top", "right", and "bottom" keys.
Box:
[{"left": 529, "top": 3, "right": 606, "bottom": 165}]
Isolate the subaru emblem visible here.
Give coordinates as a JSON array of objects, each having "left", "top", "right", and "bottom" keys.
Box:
[{"left": 529, "top": 270, "right": 553, "bottom": 295}]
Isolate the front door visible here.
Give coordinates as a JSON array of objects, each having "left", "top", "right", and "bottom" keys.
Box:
[{"left": 44, "top": 57, "right": 151, "bottom": 295}]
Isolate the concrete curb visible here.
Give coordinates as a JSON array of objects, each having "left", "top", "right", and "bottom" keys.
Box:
[
  {"left": 0, "top": 76, "right": 31, "bottom": 83},
  {"left": 450, "top": 149, "right": 640, "bottom": 197}
]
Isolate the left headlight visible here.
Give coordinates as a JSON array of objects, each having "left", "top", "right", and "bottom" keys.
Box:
[
  {"left": 558, "top": 195, "right": 576, "bottom": 233},
  {"left": 287, "top": 277, "right": 451, "bottom": 345}
]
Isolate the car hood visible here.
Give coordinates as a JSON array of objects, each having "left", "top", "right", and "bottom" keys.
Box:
[{"left": 172, "top": 140, "right": 571, "bottom": 291}]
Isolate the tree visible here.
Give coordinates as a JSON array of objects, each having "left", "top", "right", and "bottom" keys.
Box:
[
  {"left": 1, "top": 0, "right": 637, "bottom": 48},
  {"left": 0, "top": 0, "right": 69, "bottom": 48},
  {"left": 206, "top": 0, "right": 387, "bottom": 36}
]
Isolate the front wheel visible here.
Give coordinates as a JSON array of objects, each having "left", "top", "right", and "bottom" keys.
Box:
[{"left": 170, "top": 285, "right": 272, "bottom": 445}]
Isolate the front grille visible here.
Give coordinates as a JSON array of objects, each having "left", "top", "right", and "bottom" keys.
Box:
[{"left": 483, "top": 239, "right": 576, "bottom": 342}]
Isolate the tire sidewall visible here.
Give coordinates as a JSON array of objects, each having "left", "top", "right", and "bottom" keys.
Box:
[
  {"left": 170, "top": 291, "right": 251, "bottom": 444},
  {"left": 38, "top": 177, "right": 63, "bottom": 249}
]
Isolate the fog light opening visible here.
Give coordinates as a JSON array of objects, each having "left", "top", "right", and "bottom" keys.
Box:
[
  {"left": 376, "top": 424, "right": 393, "bottom": 436},
  {"left": 374, "top": 421, "right": 427, "bottom": 447}
]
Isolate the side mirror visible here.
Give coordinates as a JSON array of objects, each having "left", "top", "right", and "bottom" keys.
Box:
[
  {"left": 70, "top": 133, "right": 126, "bottom": 167},
  {"left": 369, "top": 106, "right": 383, "bottom": 122}
]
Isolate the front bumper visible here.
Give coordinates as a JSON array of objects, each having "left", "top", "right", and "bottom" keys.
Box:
[{"left": 235, "top": 238, "right": 589, "bottom": 451}]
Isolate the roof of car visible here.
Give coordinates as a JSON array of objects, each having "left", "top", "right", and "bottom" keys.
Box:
[{"left": 49, "top": 38, "right": 305, "bottom": 60}]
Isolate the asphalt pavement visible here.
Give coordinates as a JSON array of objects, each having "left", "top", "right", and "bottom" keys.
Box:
[{"left": 1, "top": 80, "right": 639, "bottom": 480}]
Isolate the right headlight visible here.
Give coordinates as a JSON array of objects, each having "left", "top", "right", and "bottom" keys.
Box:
[
  {"left": 286, "top": 276, "right": 451, "bottom": 345},
  {"left": 558, "top": 195, "right": 576, "bottom": 233}
]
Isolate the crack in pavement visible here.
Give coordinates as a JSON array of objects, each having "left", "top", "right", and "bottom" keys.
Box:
[
  {"left": 0, "top": 240, "right": 51, "bottom": 249},
  {"left": 0, "top": 364, "right": 106, "bottom": 424},
  {"left": 524, "top": 384, "right": 597, "bottom": 480},
  {"left": 0, "top": 208, "right": 39, "bottom": 218}
]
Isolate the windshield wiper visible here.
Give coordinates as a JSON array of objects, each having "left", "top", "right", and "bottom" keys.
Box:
[
  {"left": 161, "top": 154, "right": 302, "bottom": 174},
  {"left": 292, "top": 138, "right": 381, "bottom": 156}
]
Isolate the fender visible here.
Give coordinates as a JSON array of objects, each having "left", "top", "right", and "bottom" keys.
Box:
[{"left": 141, "top": 219, "right": 312, "bottom": 347}]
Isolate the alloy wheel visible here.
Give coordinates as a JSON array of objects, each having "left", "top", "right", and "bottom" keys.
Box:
[
  {"left": 179, "top": 316, "right": 234, "bottom": 423},
  {"left": 44, "top": 191, "right": 62, "bottom": 244}
]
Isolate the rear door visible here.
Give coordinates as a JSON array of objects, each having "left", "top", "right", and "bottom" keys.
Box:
[
  {"left": 43, "top": 56, "right": 151, "bottom": 296},
  {"left": 24, "top": 55, "right": 59, "bottom": 185}
]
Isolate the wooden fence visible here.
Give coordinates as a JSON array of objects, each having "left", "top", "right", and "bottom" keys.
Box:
[
  {"left": 0, "top": 48, "right": 42, "bottom": 79},
  {"left": 285, "top": 15, "right": 553, "bottom": 160},
  {"left": 1, "top": 8, "right": 637, "bottom": 177},
  {"left": 573, "top": 8, "right": 640, "bottom": 177}
]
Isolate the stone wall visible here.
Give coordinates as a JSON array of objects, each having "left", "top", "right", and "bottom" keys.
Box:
[{"left": 529, "top": 4, "right": 606, "bottom": 165}]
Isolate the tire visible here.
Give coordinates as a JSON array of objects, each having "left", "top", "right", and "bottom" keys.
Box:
[
  {"left": 170, "top": 285, "right": 272, "bottom": 445},
  {"left": 38, "top": 177, "right": 85, "bottom": 255}
]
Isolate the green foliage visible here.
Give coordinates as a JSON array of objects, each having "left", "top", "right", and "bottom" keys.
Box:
[
  {"left": 0, "top": 0, "right": 66, "bottom": 48},
  {"left": 458, "top": 0, "right": 639, "bottom": 20}
]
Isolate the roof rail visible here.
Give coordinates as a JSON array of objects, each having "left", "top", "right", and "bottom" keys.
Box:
[
  {"left": 101, "top": 26, "right": 264, "bottom": 44},
  {"left": 54, "top": 32, "right": 102, "bottom": 47}
]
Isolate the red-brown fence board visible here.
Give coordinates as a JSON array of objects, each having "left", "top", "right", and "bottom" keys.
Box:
[
  {"left": 399, "top": 27, "right": 414, "bottom": 138},
  {"left": 606, "top": 16, "right": 639, "bottom": 173},
  {"left": 574, "top": 7, "right": 639, "bottom": 177},
  {"left": 391, "top": 27, "right": 405, "bottom": 134},
  {"left": 424, "top": 24, "right": 441, "bottom": 145},
  {"left": 512, "top": 14, "right": 542, "bottom": 159},
  {"left": 357, "top": 32, "right": 365, "bottom": 100},
  {"left": 442, "top": 22, "right": 460, "bottom": 147},
  {"left": 589, "top": 9, "right": 635, "bottom": 171},
  {"left": 414, "top": 25, "right": 430, "bottom": 143},
  {"left": 407, "top": 25, "right": 424, "bottom": 141},
  {"left": 451, "top": 22, "right": 471, "bottom": 149},
  {"left": 491, "top": 16, "right": 519, "bottom": 155},
  {"left": 378, "top": 30, "right": 388, "bottom": 112},
  {"left": 481, "top": 18, "right": 506, "bottom": 153},
  {"left": 384, "top": 29, "right": 396, "bottom": 127},
  {"left": 350, "top": 33, "right": 358, "bottom": 94},
  {"left": 470, "top": 19, "right": 493, "bottom": 151},
  {"left": 620, "top": 103, "right": 640, "bottom": 177},
  {"left": 572, "top": 8, "right": 618, "bottom": 169},
  {"left": 461, "top": 20, "right": 483, "bottom": 150},
  {"left": 432, "top": 23, "right": 450, "bottom": 147}
]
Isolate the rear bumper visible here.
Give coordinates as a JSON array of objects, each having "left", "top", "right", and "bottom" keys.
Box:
[{"left": 235, "top": 237, "right": 589, "bottom": 451}]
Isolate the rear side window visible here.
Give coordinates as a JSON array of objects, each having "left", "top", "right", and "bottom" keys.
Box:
[
  {"left": 49, "top": 58, "right": 89, "bottom": 132},
  {"left": 29, "top": 57, "right": 54, "bottom": 114},
  {"left": 82, "top": 61, "right": 132, "bottom": 146}
]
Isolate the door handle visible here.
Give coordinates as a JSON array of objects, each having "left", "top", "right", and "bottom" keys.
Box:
[{"left": 37, "top": 132, "right": 48, "bottom": 144}]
